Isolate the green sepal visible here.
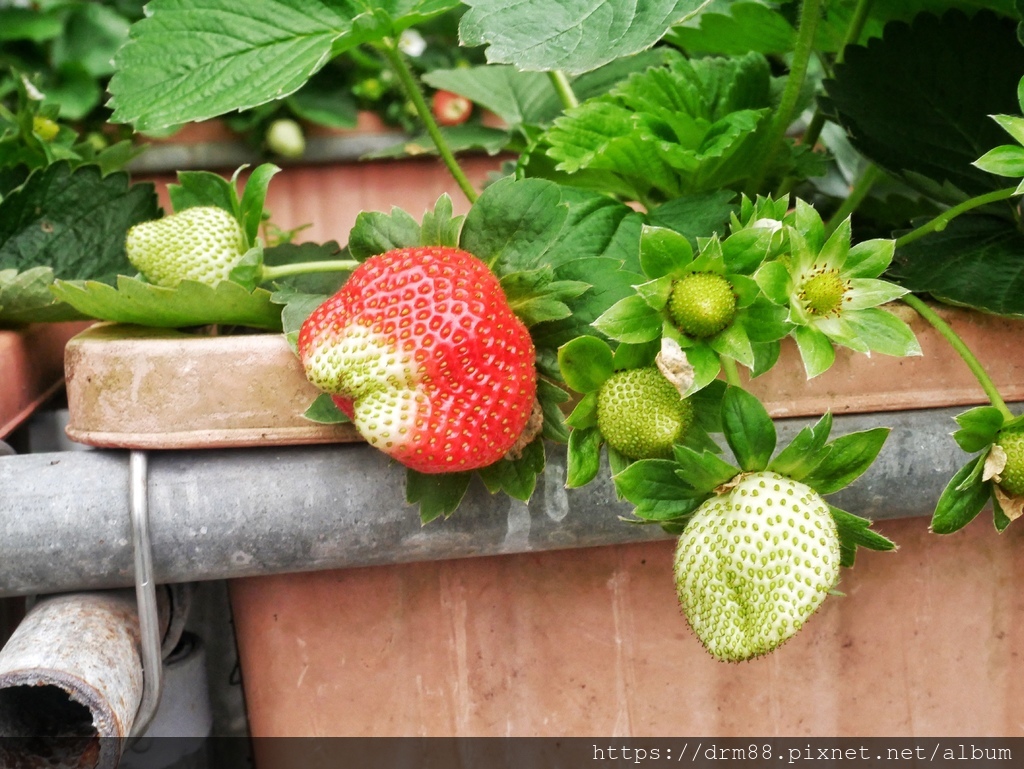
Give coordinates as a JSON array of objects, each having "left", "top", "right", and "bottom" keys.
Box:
[
  {"left": 348, "top": 206, "right": 422, "bottom": 261},
  {"left": 973, "top": 144, "right": 1024, "bottom": 178},
  {"left": 930, "top": 455, "right": 991, "bottom": 534},
  {"left": 721, "top": 385, "right": 776, "bottom": 472},
  {"left": 844, "top": 238, "right": 895, "bottom": 280},
  {"left": 612, "top": 340, "right": 660, "bottom": 370},
  {"left": 476, "top": 439, "right": 546, "bottom": 502},
  {"left": 720, "top": 225, "right": 775, "bottom": 275},
  {"left": 614, "top": 459, "right": 701, "bottom": 522},
  {"left": 227, "top": 244, "right": 265, "bottom": 291},
  {"left": 238, "top": 163, "right": 281, "bottom": 249},
  {"left": 829, "top": 506, "right": 897, "bottom": 568},
  {"left": 768, "top": 412, "right": 834, "bottom": 480},
  {"left": 566, "top": 392, "right": 599, "bottom": 429},
  {"left": 750, "top": 340, "right": 781, "bottom": 379},
  {"left": 565, "top": 426, "right": 603, "bottom": 489},
  {"left": 993, "top": 493, "right": 1013, "bottom": 533},
  {"left": 708, "top": 320, "right": 754, "bottom": 368},
  {"left": 800, "top": 427, "right": 889, "bottom": 496},
  {"left": 753, "top": 259, "right": 791, "bottom": 305},
  {"left": 639, "top": 224, "right": 694, "bottom": 279},
  {"left": 682, "top": 343, "right": 722, "bottom": 396},
  {"left": 841, "top": 307, "right": 921, "bottom": 359},
  {"left": 419, "top": 194, "right": 463, "bottom": 247},
  {"left": 952, "top": 405, "right": 1005, "bottom": 453},
  {"left": 672, "top": 445, "right": 740, "bottom": 498},
  {"left": 792, "top": 324, "right": 836, "bottom": 379},
  {"left": 303, "top": 393, "right": 350, "bottom": 424},
  {"left": 501, "top": 267, "right": 590, "bottom": 327},
  {"left": 168, "top": 169, "right": 236, "bottom": 216},
  {"left": 689, "top": 379, "right": 727, "bottom": 436},
  {"left": 606, "top": 444, "right": 631, "bottom": 487},
  {"left": 635, "top": 275, "right": 674, "bottom": 311},
  {"left": 558, "top": 335, "right": 614, "bottom": 394},
  {"left": 407, "top": 469, "right": 473, "bottom": 524},
  {"left": 538, "top": 379, "right": 571, "bottom": 443},
  {"left": 272, "top": 287, "right": 329, "bottom": 351},
  {"left": 592, "top": 294, "right": 663, "bottom": 343},
  {"left": 956, "top": 447, "right": 988, "bottom": 492}
]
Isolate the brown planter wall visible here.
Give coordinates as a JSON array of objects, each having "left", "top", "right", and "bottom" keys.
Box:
[{"left": 231, "top": 517, "right": 1024, "bottom": 738}]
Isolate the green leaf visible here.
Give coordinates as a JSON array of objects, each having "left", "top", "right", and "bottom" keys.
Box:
[
  {"left": 407, "top": 468, "right": 473, "bottom": 524},
  {"left": 821, "top": 10, "right": 1024, "bottom": 202},
  {"left": 566, "top": 391, "right": 599, "bottom": 430},
  {"left": 239, "top": 163, "right": 281, "bottom": 247},
  {"left": 304, "top": 393, "right": 350, "bottom": 424},
  {"left": 792, "top": 325, "right": 836, "bottom": 378},
  {"left": 542, "top": 188, "right": 646, "bottom": 271},
  {"left": 558, "top": 336, "right": 614, "bottom": 394},
  {"left": 286, "top": 74, "right": 358, "bottom": 129},
  {"left": 51, "top": 276, "right": 283, "bottom": 330},
  {"left": 419, "top": 194, "right": 463, "bottom": 248},
  {"left": 639, "top": 225, "right": 694, "bottom": 279},
  {"left": 953, "top": 406, "right": 1004, "bottom": 453},
  {"left": 592, "top": 294, "right": 663, "bottom": 344},
  {"left": 665, "top": 2, "right": 796, "bottom": 56},
  {"left": 768, "top": 412, "right": 835, "bottom": 481},
  {"left": 890, "top": 215, "right": 1024, "bottom": 316},
  {"left": 476, "top": 440, "right": 546, "bottom": 501},
  {"left": 721, "top": 385, "right": 775, "bottom": 472},
  {"left": 566, "top": 426, "right": 603, "bottom": 488},
  {"left": 272, "top": 287, "right": 329, "bottom": 349},
  {"left": 538, "top": 379, "right": 571, "bottom": 444},
  {"left": 109, "top": 0, "right": 459, "bottom": 131},
  {"left": 168, "top": 170, "right": 236, "bottom": 214},
  {"left": 264, "top": 240, "right": 349, "bottom": 294},
  {"left": 829, "top": 506, "right": 897, "bottom": 568},
  {"left": 802, "top": 428, "right": 890, "bottom": 495},
  {"left": 614, "top": 458, "right": 701, "bottom": 521},
  {"left": 973, "top": 144, "right": 1024, "bottom": 178},
  {"left": 647, "top": 190, "right": 736, "bottom": 244},
  {"left": 0, "top": 163, "right": 157, "bottom": 282},
  {"left": 423, "top": 66, "right": 555, "bottom": 127},
  {"left": 0, "top": 267, "right": 88, "bottom": 325},
  {"left": 500, "top": 269, "right": 589, "bottom": 327},
  {"left": 930, "top": 455, "right": 992, "bottom": 534},
  {"left": 347, "top": 206, "right": 423, "bottom": 261},
  {"left": 459, "top": 0, "right": 712, "bottom": 75},
  {"left": 672, "top": 445, "right": 739, "bottom": 497},
  {"left": 460, "top": 177, "right": 567, "bottom": 277}
]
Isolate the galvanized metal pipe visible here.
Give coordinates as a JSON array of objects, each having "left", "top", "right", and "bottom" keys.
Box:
[{"left": 0, "top": 406, "right": 984, "bottom": 597}]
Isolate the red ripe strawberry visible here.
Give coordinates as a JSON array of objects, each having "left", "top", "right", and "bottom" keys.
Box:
[
  {"left": 431, "top": 90, "right": 473, "bottom": 126},
  {"left": 298, "top": 246, "right": 537, "bottom": 474}
]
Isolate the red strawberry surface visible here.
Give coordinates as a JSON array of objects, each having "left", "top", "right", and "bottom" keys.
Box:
[{"left": 298, "top": 246, "right": 537, "bottom": 473}]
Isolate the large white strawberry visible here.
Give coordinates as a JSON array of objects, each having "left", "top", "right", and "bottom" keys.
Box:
[
  {"left": 125, "top": 205, "right": 246, "bottom": 288},
  {"left": 674, "top": 470, "right": 841, "bottom": 662}
]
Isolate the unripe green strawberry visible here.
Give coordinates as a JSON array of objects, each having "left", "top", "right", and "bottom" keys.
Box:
[
  {"left": 125, "top": 206, "right": 246, "bottom": 288},
  {"left": 298, "top": 246, "right": 537, "bottom": 474},
  {"left": 266, "top": 118, "right": 306, "bottom": 159},
  {"left": 668, "top": 272, "right": 737, "bottom": 338},
  {"left": 674, "top": 471, "right": 840, "bottom": 662},
  {"left": 596, "top": 367, "right": 694, "bottom": 460},
  {"left": 995, "top": 425, "right": 1024, "bottom": 496}
]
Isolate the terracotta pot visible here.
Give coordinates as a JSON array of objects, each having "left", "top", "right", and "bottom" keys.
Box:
[
  {"left": 63, "top": 324, "right": 359, "bottom": 450},
  {"left": 0, "top": 322, "right": 91, "bottom": 440}
]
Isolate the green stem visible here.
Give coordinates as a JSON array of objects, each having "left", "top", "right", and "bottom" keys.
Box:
[
  {"left": 720, "top": 356, "right": 743, "bottom": 388},
  {"left": 824, "top": 163, "right": 883, "bottom": 235},
  {"left": 548, "top": 71, "right": 580, "bottom": 110},
  {"left": 894, "top": 187, "right": 1019, "bottom": 248},
  {"left": 749, "top": 0, "right": 823, "bottom": 196},
  {"left": 379, "top": 41, "right": 478, "bottom": 204},
  {"left": 259, "top": 260, "right": 359, "bottom": 283},
  {"left": 800, "top": 0, "right": 875, "bottom": 151},
  {"left": 901, "top": 294, "right": 1013, "bottom": 422}
]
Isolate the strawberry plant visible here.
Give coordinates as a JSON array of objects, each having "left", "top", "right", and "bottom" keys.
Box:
[{"left": 17, "top": 0, "right": 1024, "bottom": 662}]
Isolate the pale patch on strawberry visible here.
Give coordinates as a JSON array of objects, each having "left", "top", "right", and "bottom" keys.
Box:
[
  {"left": 674, "top": 471, "right": 840, "bottom": 662},
  {"left": 298, "top": 246, "right": 537, "bottom": 474}
]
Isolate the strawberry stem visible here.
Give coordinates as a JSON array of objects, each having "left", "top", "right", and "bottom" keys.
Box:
[
  {"left": 548, "top": 71, "right": 579, "bottom": 110},
  {"left": 378, "top": 40, "right": 479, "bottom": 205},
  {"left": 720, "top": 356, "right": 743, "bottom": 388},
  {"left": 901, "top": 294, "right": 1014, "bottom": 422},
  {"left": 894, "top": 186, "right": 1019, "bottom": 248},
  {"left": 259, "top": 259, "right": 359, "bottom": 283},
  {"left": 749, "top": 0, "right": 822, "bottom": 196}
]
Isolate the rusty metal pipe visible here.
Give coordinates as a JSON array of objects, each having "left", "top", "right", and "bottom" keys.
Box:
[{"left": 0, "top": 588, "right": 181, "bottom": 767}]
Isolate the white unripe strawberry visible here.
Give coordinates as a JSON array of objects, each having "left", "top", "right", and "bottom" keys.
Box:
[
  {"left": 125, "top": 206, "right": 246, "bottom": 288},
  {"left": 674, "top": 471, "right": 841, "bottom": 662}
]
